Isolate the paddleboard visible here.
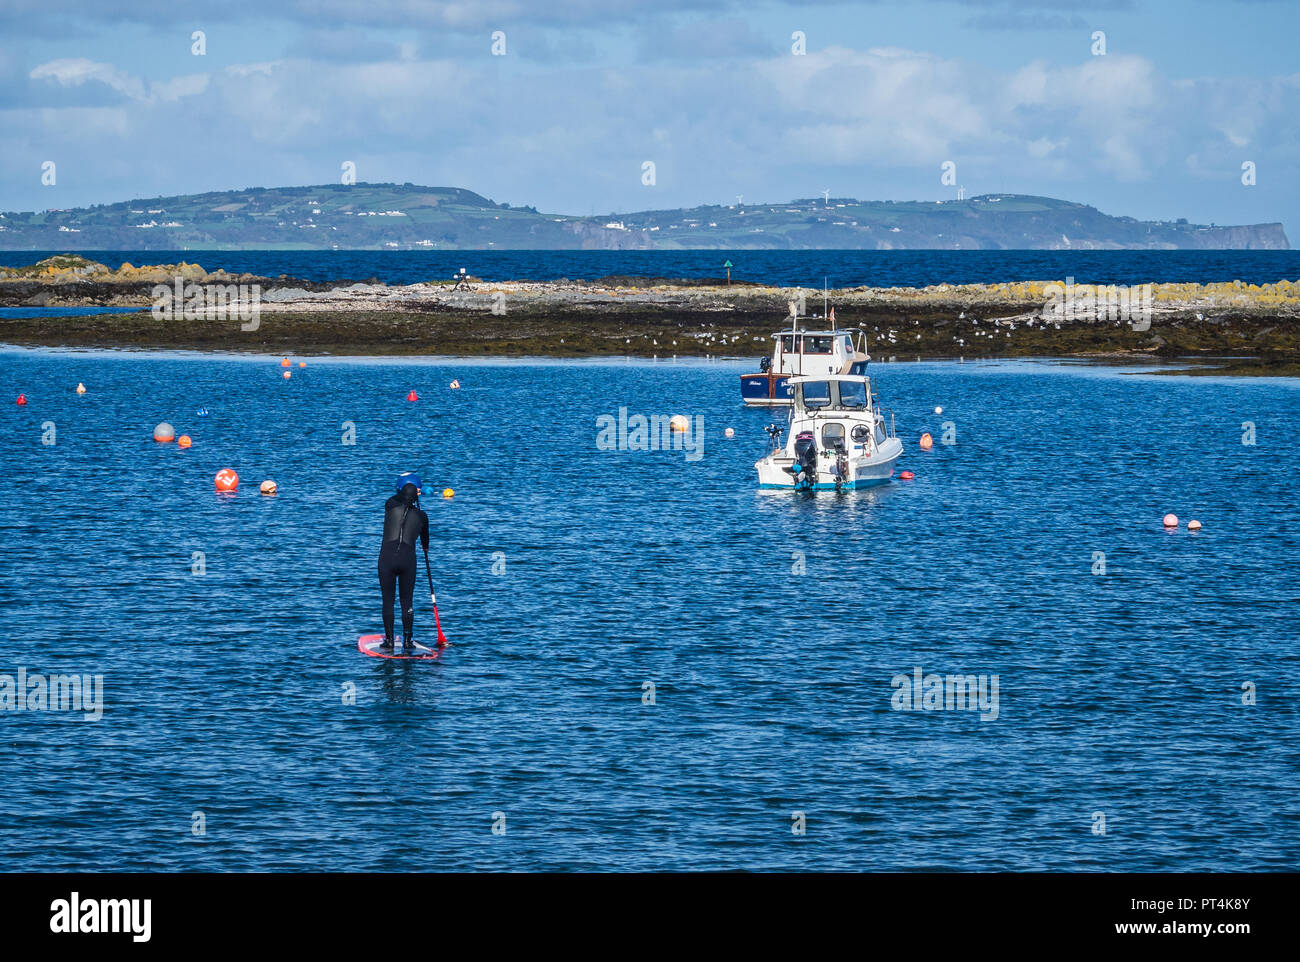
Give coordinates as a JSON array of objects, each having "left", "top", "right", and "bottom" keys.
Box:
[{"left": 358, "top": 634, "right": 442, "bottom": 661}]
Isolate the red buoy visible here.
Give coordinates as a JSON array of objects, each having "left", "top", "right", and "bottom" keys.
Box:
[
  {"left": 406, "top": 390, "right": 418, "bottom": 402},
  {"left": 16, "top": 394, "right": 27, "bottom": 406},
  {"left": 215, "top": 468, "right": 239, "bottom": 492},
  {"left": 899, "top": 470, "right": 915, "bottom": 480}
]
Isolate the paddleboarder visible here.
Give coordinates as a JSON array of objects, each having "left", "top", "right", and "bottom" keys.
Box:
[{"left": 378, "top": 473, "right": 430, "bottom": 653}]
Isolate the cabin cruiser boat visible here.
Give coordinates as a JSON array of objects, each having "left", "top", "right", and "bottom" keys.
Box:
[
  {"left": 756, "top": 373, "right": 903, "bottom": 490},
  {"left": 740, "top": 308, "right": 870, "bottom": 405}
]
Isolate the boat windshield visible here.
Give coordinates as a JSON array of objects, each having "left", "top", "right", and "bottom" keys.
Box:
[
  {"left": 838, "top": 380, "right": 867, "bottom": 408},
  {"left": 801, "top": 335, "right": 834, "bottom": 354},
  {"left": 800, "top": 381, "right": 832, "bottom": 408}
]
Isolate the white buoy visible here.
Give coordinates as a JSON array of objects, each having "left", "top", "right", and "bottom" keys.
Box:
[
  {"left": 934, "top": 406, "right": 943, "bottom": 415},
  {"left": 1163, "top": 513, "right": 1179, "bottom": 528},
  {"left": 724, "top": 427, "right": 735, "bottom": 439}
]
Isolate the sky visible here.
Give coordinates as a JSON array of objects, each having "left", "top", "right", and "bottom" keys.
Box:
[{"left": 1, "top": 0, "right": 1296, "bottom": 236}]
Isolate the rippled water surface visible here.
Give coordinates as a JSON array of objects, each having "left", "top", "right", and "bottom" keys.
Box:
[
  {"left": 1, "top": 350, "right": 1297, "bottom": 871},
  {"left": 3, "top": 248, "right": 1298, "bottom": 287}
]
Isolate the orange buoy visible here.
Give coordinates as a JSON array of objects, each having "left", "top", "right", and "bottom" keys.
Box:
[
  {"left": 280, "top": 357, "right": 291, "bottom": 367},
  {"left": 153, "top": 422, "right": 175, "bottom": 442},
  {"left": 919, "top": 432, "right": 934, "bottom": 450},
  {"left": 16, "top": 394, "right": 27, "bottom": 406},
  {"left": 259, "top": 479, "right": 277, "bottom": 495},
  {"left": 899, "top": 470, "right": 914, "bottom": 480},
  {"left": 215, "top": 468, "right": 239, "bottom": 492},
  {"left": 298, "top": 361, "right": 306, "bottom": 368},
  {"left": 177, "top": 435, "right": 192, "bottom": 449},
  {"left": 1162, "top": 513, "right": 1179, "bottom": 528},
  {"left": 406, "top": 390, "right": 418, "bottom": 402}
]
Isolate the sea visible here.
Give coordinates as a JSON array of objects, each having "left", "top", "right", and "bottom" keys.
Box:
[
  {"left": 2, "top": 249, "right": 1298, "bottom": 287},
  {"left": 1, "top": 347, "right": 1296, "bottom": 870}
]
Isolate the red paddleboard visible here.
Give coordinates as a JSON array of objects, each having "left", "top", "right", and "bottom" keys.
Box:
[{"left": 358, "top": 634, "right": 442, "bottom": 661}]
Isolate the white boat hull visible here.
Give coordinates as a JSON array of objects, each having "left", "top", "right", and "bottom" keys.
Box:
[{"left": 756, "top": 437, "right": 903, "bottom": 490}]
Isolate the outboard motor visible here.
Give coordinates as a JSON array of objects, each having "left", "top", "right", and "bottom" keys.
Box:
[
  {"left": 790, "top": 430, "right": 817, "bottom": 490},
  {"left": 824, "top": 437, "right": 849, "bottom": 488}
]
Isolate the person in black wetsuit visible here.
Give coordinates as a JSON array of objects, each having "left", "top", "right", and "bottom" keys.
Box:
[{"left": 378, "top": 477, "right": 430, "bottom": 653}]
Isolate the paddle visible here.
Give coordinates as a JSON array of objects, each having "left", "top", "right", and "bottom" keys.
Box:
[{"left": 424, "top": 546, "right": 449, "bottom": 648}]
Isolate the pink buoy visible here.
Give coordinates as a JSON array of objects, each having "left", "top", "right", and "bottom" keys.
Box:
[{"left": 1162, "top": 513, "right": 1179, "bottom": 528}]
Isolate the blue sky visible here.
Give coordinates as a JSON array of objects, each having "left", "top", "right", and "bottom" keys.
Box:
[{"left": 1, "top": 0, "right": 1296, "bottom": 236}]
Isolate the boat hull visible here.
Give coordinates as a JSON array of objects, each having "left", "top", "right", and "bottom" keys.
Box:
[
  {"left": 756, "top": 437, "right": 903, "bottom": 490},
  {"left": 740, "top": 372, "right": 794, "bottom": 406}
]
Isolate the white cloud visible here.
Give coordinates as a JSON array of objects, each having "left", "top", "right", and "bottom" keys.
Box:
[{"left": 30, "top": 58, "right": 146, "bottom": 100}]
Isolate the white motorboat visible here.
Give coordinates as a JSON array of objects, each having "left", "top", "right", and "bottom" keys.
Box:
[
  {"left": 755, "top": 373, "right": 904, "bottom": 491},
  {"left": 740, "top": 307, "right": 870, "bottom": 406}
]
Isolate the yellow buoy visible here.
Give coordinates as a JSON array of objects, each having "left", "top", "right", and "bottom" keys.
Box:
[{"left": 443, "top": 488, "right": 454, "bottom": 499}]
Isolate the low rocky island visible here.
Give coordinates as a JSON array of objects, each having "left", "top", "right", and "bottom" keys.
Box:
[{"left": 2, "top": 255, "right": 1298, "bottom": 375}]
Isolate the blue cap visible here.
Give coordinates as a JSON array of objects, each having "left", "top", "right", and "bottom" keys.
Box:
[{"left": 396, "top": 471, "right": 421, "bottom": 492}]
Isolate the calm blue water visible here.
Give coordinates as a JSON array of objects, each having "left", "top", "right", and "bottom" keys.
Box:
[
  {"left": 1, "top": 350, "right": 1297, "bottom": 871},
  {"left": 0, "top": 307, "right": 149, "bottom": 318},
  {"left": 3, "top": 249, "right": 1298, "bottom": 287}
]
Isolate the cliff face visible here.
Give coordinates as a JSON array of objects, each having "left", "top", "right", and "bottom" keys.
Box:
[
  {"left": 1181, "top": 224, "right": 1290, "bottom": 250},
  {"left": 0, "top": 185, "right": 1288, "bottom": 251}
]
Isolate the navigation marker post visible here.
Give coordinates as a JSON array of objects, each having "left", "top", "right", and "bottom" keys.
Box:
[{"left": 724, "top": 260, "right": 732, "bottom": 284}]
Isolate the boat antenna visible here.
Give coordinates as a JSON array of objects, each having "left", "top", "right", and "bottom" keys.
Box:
[{"left": 823, "top": 276, "right": 829, "bottom": 327}]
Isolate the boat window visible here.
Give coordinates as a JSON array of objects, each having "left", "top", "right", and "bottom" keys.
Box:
[
  {"left": 849, "top": 360, "right": 868, "bottom": 376},
  {"left": 837, "top": 380, "right": 867, "bottom": 408},
  {"left": 843, "top": 335, "right": 853, "bottom": 353},
  {"left": 779, "top": 334, "right": 796, "bottom": 354},
  {"left": 800, "top": 381, "right": 831, "bottom": 408},
  {"left": 801, "top": 335, "right": 833, "bottom": 354},
  {"left": 822, "top": 422, "right": 845, "bottom": 447}
]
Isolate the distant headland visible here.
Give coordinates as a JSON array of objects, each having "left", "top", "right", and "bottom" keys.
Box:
[{"left": 0, "top": 184, "right": 1287, "bottom": 251}]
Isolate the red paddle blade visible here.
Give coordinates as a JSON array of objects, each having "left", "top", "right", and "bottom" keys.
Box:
[{"left": 433, "top": 604, "right": 449, "bottom": 648}]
